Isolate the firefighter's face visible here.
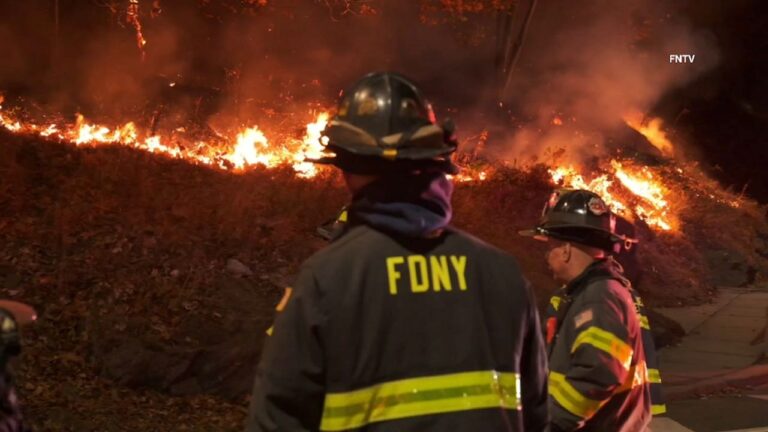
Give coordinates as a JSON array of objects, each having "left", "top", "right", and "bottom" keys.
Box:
[
  {"left": 546, "top": 241, "right": 571, "bottom": 282},
  {"left": 343, "top": 172, "right": 378, "bottom": 194}
]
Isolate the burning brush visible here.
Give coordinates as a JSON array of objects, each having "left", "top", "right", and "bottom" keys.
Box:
[
  {"left": 0, "top": 99, "right": 330, "bottom": 178},
  {"left": 0, "top": 93, "right": 740, "bottom": 234}
]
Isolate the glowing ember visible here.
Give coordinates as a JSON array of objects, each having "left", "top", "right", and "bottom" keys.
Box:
[
  {"left": 624, "top": 112, "right": 674, "bottom": 157},
  {"left": 126, "top": 0, "right": 148, "bottom": 60}
]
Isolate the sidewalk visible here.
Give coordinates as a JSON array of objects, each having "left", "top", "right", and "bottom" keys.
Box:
[
  {"left": 656, "top": 287, "right": 768, "bottom": 376},
  {"left": 648, "top": 286, "right": 768, "bottom": 432}
]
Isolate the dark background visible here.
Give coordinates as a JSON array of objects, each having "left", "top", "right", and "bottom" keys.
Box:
[{"left": 655, "top": 0, "right": 768, "bottom": 202}]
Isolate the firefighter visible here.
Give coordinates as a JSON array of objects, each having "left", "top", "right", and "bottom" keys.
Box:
[
  {"left": 245, "top": 72, "right": 548, "bottom": 432},
  {"left": 0, "top": 300, "right": 36, "bottom": 432},
  {"left": 520, "top": 188, "right": 663, "bottom": 431}
]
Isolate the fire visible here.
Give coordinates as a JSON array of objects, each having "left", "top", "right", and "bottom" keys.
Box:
[
  {"left": 0, "top": 99, "right": 693, "bottom": 233},
  {"left": 292, "top": 113, "right": 330, "bottom": 178},
  {"left": 624, "top": 112, "right": 674, "bottom": 157},
  {"left": 549, "top": 166, "right": 628, "bottom": 215},
  {"left": 0, "top": 104, "right": 332, "bottom": 178},
  {"left": 611, "top": 161, "right": 668, "bottom": 211},
  {"left": 226, "top": 127, "right": 271, "bottom": 169},
  {"left": 450, "top": 168, "right": 489, "bottom": 183},
  {"left": 550, "top": 161, "right": 676, "bottom": 231},
  {"left": 126, "top": 0, "right": 148, "bottom": 60}
]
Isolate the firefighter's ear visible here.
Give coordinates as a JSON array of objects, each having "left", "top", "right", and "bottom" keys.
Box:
[{"left": 563, "top": 243, "right": 572, "bottom": 263}]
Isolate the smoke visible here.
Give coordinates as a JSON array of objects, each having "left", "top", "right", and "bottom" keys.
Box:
[
  {"left": 0, "top": 0, "right": 719, "bottom": 162},
  {"left": 0, "top": 0, "right": 497, "bottom": 131},
  {"left": 492, "top": 0, "right": 720, "bottom": 165}
]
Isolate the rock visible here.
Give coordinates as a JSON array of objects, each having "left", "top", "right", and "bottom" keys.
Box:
[
  {"left": 226, "top": 258, "right": 253, "bottom": 276},
  {"left": 94, "top": 275, "right": 276, "bottom": 400},
  {"left": 646, "top": 308, "right": 686, "bottom": 349},
  {"left": 99, "top": 337, "right": 195, "bottom": 389},
  {"left": 177, "top": 333, "right": 264, "bottom": 398},
  {"left": 704, "top": 249, "right": 755, "bottom": 287}
]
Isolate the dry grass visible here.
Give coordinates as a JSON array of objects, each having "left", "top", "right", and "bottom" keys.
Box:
[{"left": 0, "top": 131, "right": 766, "bottom": 429}]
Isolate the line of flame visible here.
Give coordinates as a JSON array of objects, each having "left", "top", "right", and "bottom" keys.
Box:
[
  {"left": 0, "top": 103, "right": 690, "bottom": 232},
  {"left": 0, "top": 105, "right": 330, "bottom": 178}
]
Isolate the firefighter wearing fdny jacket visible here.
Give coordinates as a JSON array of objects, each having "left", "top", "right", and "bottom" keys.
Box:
[
  {"left": 245, "top": 72, "right": 549, "bottom": 432},
  {"left": 520, "top": 189, "right": 662, "bottom": 432},
  {"left": 0, "top": 300, "right": 36, "bottom": 432}
]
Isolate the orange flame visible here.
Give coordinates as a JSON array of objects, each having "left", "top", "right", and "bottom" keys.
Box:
[
  {"left": 1, "top": 101, "right": 692, "bottom": 233},
  {"left": 450, "top": 169, "right": 489, "bottom": 183},
  {"left": 624, "top": 112, "right": 674, "bottom": 157},
  {"left": 550, "top": 161, "right": 676, "bottom": 231},
  {"left": 127, "top": 0, "right": 148, "bottom": 60},
  {"left": 0, "top": 105, "right": 332, "bottom": 178}
]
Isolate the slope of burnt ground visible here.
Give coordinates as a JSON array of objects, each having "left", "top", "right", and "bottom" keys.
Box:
[{"left": 0, "top": 131, "right": 766, "bottom": 430}]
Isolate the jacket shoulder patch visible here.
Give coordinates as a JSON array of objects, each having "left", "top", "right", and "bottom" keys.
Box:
[{"left": 574, "top": 308, "right": 594, "bottom": 329}]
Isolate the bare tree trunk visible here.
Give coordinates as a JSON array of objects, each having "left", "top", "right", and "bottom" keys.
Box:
[
  {"left": 496, "top": 0, "right": 538, "bottom": 101},
  {"left": 51, "top": 0, "right": 60, "bottom": 86}
]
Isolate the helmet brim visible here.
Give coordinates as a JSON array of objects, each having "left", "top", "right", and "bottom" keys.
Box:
[
  {"left": 519, "top": 225, "right": 627, "bottom": 252},
  {"left": 518, "top": 228, "right": 550, "bottom": 242},
  {"left": 323, "top": 121, "right": 457, "bottom": 160},
  {"left": 305, "top": 150, "right": 460, "bottom": 175},
  {"left": 0, "top": 300, "right": 37, "bottom": 326}
]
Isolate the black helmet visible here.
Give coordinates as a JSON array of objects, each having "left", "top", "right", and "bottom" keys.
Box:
[
  {"left": 0, "top": 308, "right": 20, "bottom": 360},
  {"left": 519, "top": 189, "right": 637, "bottom": 252},
  {"left": 311, "top": 72, "right": 458, "bottom": 174}
]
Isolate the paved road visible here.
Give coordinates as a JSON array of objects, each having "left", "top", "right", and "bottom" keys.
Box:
[{"left": 651, "top": 286, "right": 768, "bottom": 431}]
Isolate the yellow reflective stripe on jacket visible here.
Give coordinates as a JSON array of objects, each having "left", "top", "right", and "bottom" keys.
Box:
[
  {"left": 549, "top": 371, "right": 604, "bottom": 419},
  {"left": 571, "top": 326, "right": 634, "bottom": 369},
  {"left": 615, "top": 361, "right": 649, "bottom": 394},
  {"left": 320, "top": 370, "right": 520, "bottom": 431},
  {"left": 550, "top": 295, "right": 562, "bottom": 311},
  {"left": 652, "top": 404, "right": 667, "bottom": 415},
  {"left": 648, "top": 368, "right": 662, "bottom": 384},
  {"left": 639, "top": 315, "right": 650, "bottom": 330}
]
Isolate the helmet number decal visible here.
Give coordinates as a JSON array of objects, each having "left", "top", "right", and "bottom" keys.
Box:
[{"left": 588, "top": 197, "right": 608, "bottom": 215}]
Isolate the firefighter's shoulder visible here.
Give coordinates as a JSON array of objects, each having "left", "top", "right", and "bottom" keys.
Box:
[
  {"left": 580, "top": 277, "right": 636, "bottom": 310},
  {"left": 303, "top": 224, "right": 380, "bottom": 268}
]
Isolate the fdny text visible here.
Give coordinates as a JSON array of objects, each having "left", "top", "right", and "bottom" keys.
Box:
[{"left": 386, "top": 255, "right": 468, "bottom": 295}]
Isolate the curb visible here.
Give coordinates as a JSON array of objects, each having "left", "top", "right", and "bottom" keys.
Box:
[{"left": 665, "top": 364, "right": 768, "bottom": 401}]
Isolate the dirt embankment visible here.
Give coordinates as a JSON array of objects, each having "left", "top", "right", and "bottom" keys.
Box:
[{"left": 1, "top": 131, "right": 766, "bottom": 430}]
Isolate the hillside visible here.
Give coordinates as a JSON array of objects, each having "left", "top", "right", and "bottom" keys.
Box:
[{"left": 1, "top": 130, "right": 766, "bottom": 430}]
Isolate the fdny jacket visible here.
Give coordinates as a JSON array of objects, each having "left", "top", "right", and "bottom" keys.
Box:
[
  {"left": 247, "top": 224, "right": 549, "bottom": 431},
  {"left": 544, "top": 258, "right": 660, "bottom": 432}
]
